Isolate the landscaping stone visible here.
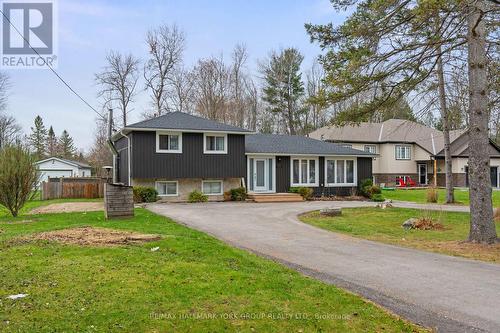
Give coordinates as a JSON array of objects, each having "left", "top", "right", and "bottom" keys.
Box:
[
  {"left": 320, "top": 208, "right": 342, "bottom": 216},
  {"left": 402, "top": 218, "right": 418, "bottom": 230}
]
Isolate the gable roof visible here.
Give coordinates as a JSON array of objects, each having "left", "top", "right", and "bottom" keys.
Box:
[
  {"left": 123, "top": 112, "right": 252, "bottom": 134},
  {"left": 35, "top": 157, "right": 91, "bottom": 168},
  {"left": 245, "top": 134, "right": 374, "bottom": 156},
  {"left": 434, "top": 131, "right": 500, "bottom": 157},
  {"left": 309, "top": 119, "right": 466, "bottom": 155}
]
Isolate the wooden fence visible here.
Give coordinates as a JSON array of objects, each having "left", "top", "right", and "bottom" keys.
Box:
[{"left": 41, "top": 177, "right": 105, "bottom": 200}]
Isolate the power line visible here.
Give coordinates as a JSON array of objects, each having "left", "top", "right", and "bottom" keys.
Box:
[{"left": 0, "top": 8, "right": 106, "bottom": 120}]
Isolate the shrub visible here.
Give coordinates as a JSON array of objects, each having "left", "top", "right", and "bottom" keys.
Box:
[
  {"left": 229, "top": 187, "right": 247, "bottom": 201},
  {"left": 371, "top": 193, "right": 385, "bottom": 202},
  {"left": 0, "top": 144, "right": 39, "bottom": 217},
  {"left": 188, "top": 190, "right": 208, "bottom": 203},
  {"left": 359, "top": 179, "right": 381, "bottom": 199},
  {"left": 289, "top": 187, "right": 314, "bottom": 200},
  {"left": 133, "top": 186, "right": 158, "bottom": 203},
  {"left": 426, "top": 187, "right": 438, "bottom": 203}
]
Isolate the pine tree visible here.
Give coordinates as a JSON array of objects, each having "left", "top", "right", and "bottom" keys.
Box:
[
  {"left": 46, "top": 126, "right": 58, "bottom": 157},
  {"left": 261, "top": 48, "right": 305, "bottom": 135},
  {"left": 59, "top": 130, "right": 76, "bottom": 159},
  {"left": 29, "top": 115, "right": 47, "bottom": 160}
]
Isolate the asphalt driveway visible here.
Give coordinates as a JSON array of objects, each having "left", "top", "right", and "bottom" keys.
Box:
[{"left": 147, "top": 201, "right": 500, "bottom": 332}]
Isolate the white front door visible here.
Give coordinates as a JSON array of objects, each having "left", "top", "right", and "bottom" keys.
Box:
[{"left": 254, "top": 159, "right": 267, "bottom": 191}]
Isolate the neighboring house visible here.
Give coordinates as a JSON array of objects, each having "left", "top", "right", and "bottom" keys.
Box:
[
  {"left": 110, "top": 112, "right": 373, "bottom": 201},
  {"left": 36, "top": 157, "right": 92, "bottom": 183},
  {"left": 309, "top": 119, "right": 500, "bottom": 187}
]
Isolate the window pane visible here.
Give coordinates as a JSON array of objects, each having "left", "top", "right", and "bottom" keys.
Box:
[
  {"left": 336, "top": 160, "right": 345, "bottom": 183},
  {"left": 256, "top": 160, "right": 265, "bottom": 187},
  {"left": 216, "top": 136, "right": 225, "bottom": 151},
  {"left": 301, "top": 160, "right": 308, "bottom": 184},
  {"left": 326, "top": 160, "right": 335, "bottom": 184},
  {"left": 203, "top": 181, "right": 222, "bottom": 194},
  {"left": 156, "top": 182, "right": 166, "bottom": 195},
  {"left": 346, "top": 160, "right": 354, "bottom": 183},
  {"left": 169, "top": 135, "right": 179, "bottom": 150},
  {"left": 268, "top": 159, "right": 273, "bottom": 191},
  {"left": 364, "top": 145, "right": 375, "bottom": 153},
  {"left": 293, "top": 160, "right": 299, "bottom": 184},
  {"left": 206, "top": 136, "right": 215, "bottom": 150},
  {"left": 249, "top": 158, "right": 254, "bottom": 191},
  {"left": 309, "top": 160, "right": 316, "bottom": 183},
  {"left": 166, "top": 182, "right": 177, "bottom": 195},
  {"left": 159, "top": 135, "right": 169, "bottom": 150}
]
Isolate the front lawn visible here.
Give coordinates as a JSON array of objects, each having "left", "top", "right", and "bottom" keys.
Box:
[
  {"left": 0, "top": 197, "right": 102, "bottom": 218},
  {"left": 300, "top": 208, "right": 500, "bottom": 262},
  {"left": 382, "top": 188, "right": 500, "bottom": 206},
  {"left": 0, "top": 209, "right": 423, "bottom": 332}
]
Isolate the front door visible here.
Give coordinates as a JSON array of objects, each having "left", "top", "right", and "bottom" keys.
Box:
[
  {"left": 254, "top": 159, "right": 267, "bottom": 191},
  {"left": 418, "top": 163, "right": 427, "bottom": 185}
]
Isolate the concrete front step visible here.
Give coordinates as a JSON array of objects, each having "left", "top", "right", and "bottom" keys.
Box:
[{"left": 247, "top": 193, "right": 304, "bottom": 203}]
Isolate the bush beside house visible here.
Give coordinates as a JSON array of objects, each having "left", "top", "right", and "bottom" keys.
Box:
[{"left": 133, "top": 187, "right": 158, "bottom": 203}]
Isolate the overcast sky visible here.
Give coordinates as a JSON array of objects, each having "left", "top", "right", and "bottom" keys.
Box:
[{"left": 5, "top": 0, "right": 346, "bottom": 151}]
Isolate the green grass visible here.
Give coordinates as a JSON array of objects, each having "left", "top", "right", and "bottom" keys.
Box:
[
  {"left": 300, "top": 208, "right": 500, "bottom": 262},
  {"left": 0, "top": 197, "right": 102, "bottom": 218},
  {"left": 0, "top": 209, "right": 423, "bottom": 332},
  {"left": 381, "top": 188, "right": 500, "bottom": 206}
]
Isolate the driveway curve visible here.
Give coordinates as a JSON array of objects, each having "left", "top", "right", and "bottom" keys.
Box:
[{"left": 147, "top": 201, "right": 500, "bottom": 332}]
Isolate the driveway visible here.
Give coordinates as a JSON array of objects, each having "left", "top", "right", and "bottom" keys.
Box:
[{"left": 147, "top": 201, "right": 500, "bottom": 332}]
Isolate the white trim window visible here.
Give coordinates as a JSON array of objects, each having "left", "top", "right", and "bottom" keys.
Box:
[
  {"left": 364, "top": 145, "right": 376, "bottom": 154},
  {"left": 395, "top": 145, "right": 411, "bottom": 160},
  {"left": 291, "top": 158, "right": 319, "bottom": 186},
  {"left": 325, "top": 158, "right": 357, "bottom": 186},
  {"left": 156, "top": 131, "right": 182, "bottom": 153},
  {"left": 204, "top": 133, "right": 227, "bottom": 154},
  {"left": 202, "top": 180, "right": 223, "bottom": 195},
  {"left": 155, "top": 181, "right": 178, "bottom": 196}
]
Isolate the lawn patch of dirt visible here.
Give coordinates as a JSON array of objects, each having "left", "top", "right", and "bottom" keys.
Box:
[
  {"left": 30, "top": 202, "right": 104, "bottom": 214},
  {"left": 30, "top": 226, "right": 161, "bottom": 247},
  {"left": 413, "top": 217, "right": 446, "bottom": 231}
]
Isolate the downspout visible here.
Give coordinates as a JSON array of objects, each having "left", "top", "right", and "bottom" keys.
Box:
[
  {"left": 119, "top": 129, "right": 132, "bottom": 186},
  {"left": 106, "top": 109, "right": 118, "bottom": 183}
]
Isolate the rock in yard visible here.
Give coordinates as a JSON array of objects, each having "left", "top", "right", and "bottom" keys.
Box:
[
  {"left": 377, "top": 202, "right": 393, "bottom": 209},
  {"left": 402, "top": 218, "right": 418, "bottom": 230},
  {"left": 320, "top": 208, "right": 342, "bottom": 217}
]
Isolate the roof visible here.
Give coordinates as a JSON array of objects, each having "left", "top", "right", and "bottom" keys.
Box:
[
  {"left": 35, "top": 157, "right": 91, "bottom": 168},
  {"left": 124, "top": 111, "right": 252, "bottom": 134},
  {"left": 309, "top": 119, "right": 466, "bottom": 155},
  {"left": 245, "top": 134, "right": 374, "bottom": 156}
]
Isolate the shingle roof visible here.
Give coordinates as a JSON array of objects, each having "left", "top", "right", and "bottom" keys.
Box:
[
  {"left": 125, "top": 111, "right": 252, "bottom": 133},
  {"left": 35, "top": 157, "right": 91, "bottom": 168},
  {"left": 245, "top": 134, "right": 374, "bottom": 156},
  {"left": 309, "top": 119, "right": 466, "bottom": 155}
]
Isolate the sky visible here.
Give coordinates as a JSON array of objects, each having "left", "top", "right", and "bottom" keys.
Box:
[{"left": 4, "top": 0, "right": 347, "bottom": 151}]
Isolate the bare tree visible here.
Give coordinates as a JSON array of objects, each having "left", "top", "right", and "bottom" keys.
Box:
[
  {"left": 87, "top": 118, "right": 113, "bottom": 177},
  {"left": 144, "top": 24, "right": 185, "bottom": 117},
  {"left": 192, "top": 55, "right": 230, "bottom": 121},
  {"left": 229, "top": 44, "right": 249, "bottom": 127},
  {"left": 167, "top": 66, "right": 195, "bottom": 113},
  {"left": 95, "top": 51, "right": 139, "bottom": 127},
  {"left": 0, "top": 113, "right": 21, "bottom": 148}
]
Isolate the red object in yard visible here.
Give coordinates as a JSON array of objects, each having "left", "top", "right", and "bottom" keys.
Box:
[{"left": 396, "top": 176, "right": 416, "bottom": 187}]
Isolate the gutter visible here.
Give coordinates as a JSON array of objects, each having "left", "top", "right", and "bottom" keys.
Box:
[
  {"left": 106, "top": 109, "right": 118, "bottom": 183},
  {"left": 119, "top": 129, "right": 132, "bottom": 186}
]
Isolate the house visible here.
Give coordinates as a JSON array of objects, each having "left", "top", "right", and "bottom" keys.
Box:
[
  {"left": 36, "top": 157, "right": 92, "bottom": 183},
  {"left": 110, "top": 112, "right": 374, "bottom": 201},
  {"left": 309, "top": 119, "right": 500, "bottom": 187}
]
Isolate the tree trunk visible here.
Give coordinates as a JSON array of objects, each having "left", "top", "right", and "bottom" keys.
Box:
[
  {"left": 467, "top": 0, "right": 497, "bottom": 243},
  {"left": 436, "top": 46, "right": 454, "bottom": 203}
]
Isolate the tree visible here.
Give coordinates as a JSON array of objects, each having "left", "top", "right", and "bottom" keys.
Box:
[
  {"left": 59, "top": 130, "right": 76, "bottom": 159},
  {"left": 466, "top": 0, "right": 497, "bottom": 243},
  {"left": 261, "top": 48, "right": 305, "bottom": 135},
  {"left": 95, "top": 51, "right": 139, "bottom": 127},
  {"left": 46, "top": 126, "right": 58, "bottom": 157},
  {"left": 87, "top": 118, "right": 113, "bottom": 177},
  {"left": 167, "top": 66, "right": 195, "bottom": 113},
  {"left": 0, "top": 144, "right": 39, "bottom": 217},
  {"left": 144, "top": 24, "right": 185, "bottom": 117},
  {"left": 29, "top": 115, "right": 47, "bottom": 160},
  {"left": 0, "top": 113, "right": 21, "bottom": 148}
]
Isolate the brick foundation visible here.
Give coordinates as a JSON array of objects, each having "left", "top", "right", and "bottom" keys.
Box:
[{"left": 132, "top": 178, "right": 242, "bottom": 202}]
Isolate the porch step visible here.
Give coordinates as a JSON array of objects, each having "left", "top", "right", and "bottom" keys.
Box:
[{"left": 247, "top": 193, "right": 304, "bottom": 203}]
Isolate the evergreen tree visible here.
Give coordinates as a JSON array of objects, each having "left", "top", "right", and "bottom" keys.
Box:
[
  {"left": 59, "top": 130, "right": 76, "bottom": 159},
  {"left": 261, "top": 48, "right": 305, "bottom": 135},
  {"left": 46, "top": 126, "right": 58, "bottom": 157},
  {"left": 28, "top": 115, "right": 47, "bottom": 160}
]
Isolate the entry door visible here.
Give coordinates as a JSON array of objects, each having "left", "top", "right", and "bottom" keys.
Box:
[
  {"left": 418, "top": 163, "right": 427, "bottom": 185},
  {"left": 254, "top": 159, "right": 267, "bottom": 191}
]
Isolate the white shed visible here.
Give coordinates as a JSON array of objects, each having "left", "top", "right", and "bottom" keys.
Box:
[{"left": 36, "top": 157, "right": 92, "bottom": 183}]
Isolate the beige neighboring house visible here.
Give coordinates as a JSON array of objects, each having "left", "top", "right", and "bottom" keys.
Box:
[{"left": 310, "top": 119, "right": 500, "bottom": 188}]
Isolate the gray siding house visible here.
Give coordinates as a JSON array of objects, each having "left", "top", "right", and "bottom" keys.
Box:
[{"left": 111, "top": 112, "right": 374, "bottom": 201}]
